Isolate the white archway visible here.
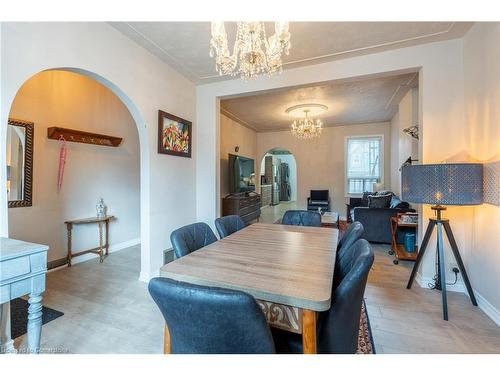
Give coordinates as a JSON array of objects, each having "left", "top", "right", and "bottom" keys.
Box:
[
  {"left": 1, "top": 67, "right": 150, "bottom": 278},
  {"left": 258, "top": 148, "right": 298, "bottom": 203}
]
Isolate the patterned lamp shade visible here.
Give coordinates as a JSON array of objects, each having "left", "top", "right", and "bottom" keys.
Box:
[{"left": 401, "top": 163, "right": 483, "bottom": 205}]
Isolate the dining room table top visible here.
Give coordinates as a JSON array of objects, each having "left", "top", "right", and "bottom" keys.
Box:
[{"left": 159, "top": 222, "right": 338, "bottom": 311}]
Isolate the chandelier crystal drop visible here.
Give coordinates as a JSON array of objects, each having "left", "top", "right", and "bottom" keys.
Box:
[
  {"left": 291, "top": 110, "right": 323, "bottom": 140},
  {"left": 209, "top": 22, "right": 291, "bottom": 79}
]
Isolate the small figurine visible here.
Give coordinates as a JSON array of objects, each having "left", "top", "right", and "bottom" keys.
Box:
[{"left": 96, "top": 198, "right": 107, "bottom": 218}]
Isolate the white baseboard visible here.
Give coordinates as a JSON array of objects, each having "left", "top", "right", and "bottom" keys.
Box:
[
  {"left": 67, "top": 237, "right": 140, "bottom": 267},
  {"left": 138, "top": 269, "right": 160, "bottom": 283},
  {"left": 474, "top": 290, "right": 500, "bottom": 326},
  {"left": 138, "top": 271, "right": 152, "bottom": 283},
  {"left": 416, "top": 273, "right": 500, "bottom": 326}
]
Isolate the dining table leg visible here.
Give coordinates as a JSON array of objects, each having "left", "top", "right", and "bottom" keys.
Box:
[
  {"left": 302, "top": 309, "right": 317, "bottom": 354},
  {"left": 163, "top": 324, "right": 171, "bottom": 354}
]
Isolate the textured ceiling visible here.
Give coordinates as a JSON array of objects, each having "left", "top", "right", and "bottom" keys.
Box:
[
  {"left": 220, "top": 72, "right": 418, "bottom": 132},
  {"left": 110, "top": 22, "right": 472, "bottom": 83}
]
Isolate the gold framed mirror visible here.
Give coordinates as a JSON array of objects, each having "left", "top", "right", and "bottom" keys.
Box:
[{"left": 7, "top": 118, "right": 33, "bottom": 208}]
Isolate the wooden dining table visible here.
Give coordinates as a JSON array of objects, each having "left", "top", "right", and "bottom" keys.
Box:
[
  {"left": 159, "top": 222, "right": 338, "bottom": 353},
  {"left": 159, "top": 222, "right": 338, "bottom": 354}
]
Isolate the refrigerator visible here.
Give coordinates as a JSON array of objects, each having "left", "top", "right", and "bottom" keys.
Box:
[
  {"left": 271, "top": 163, "right": 281, "bottom": 205},
  {"left": 280, "top": 163, "right": 291, "bottom": 201}
]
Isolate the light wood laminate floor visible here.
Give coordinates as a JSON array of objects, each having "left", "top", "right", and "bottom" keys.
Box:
[
  {"left": 13, "top": 207, "right": 500, "bottom": 353},
  {"left": 14, "top": 245, "right": 164, "bottom": 354}
]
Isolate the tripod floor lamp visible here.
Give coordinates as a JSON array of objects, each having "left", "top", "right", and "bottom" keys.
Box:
[{"left": 402, "top": 163, "right": 483, "bottom": 321}]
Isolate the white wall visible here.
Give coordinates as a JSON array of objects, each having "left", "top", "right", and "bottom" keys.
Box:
[
  {"left": 390, "top": 88, "right": 419, "bottom": 195},
  {"left": 219, "top": 113, "right": 257, "bottom": 204},
  {"left": 1, "top": 22, "right": 196, "bottom": 280},
  {"left": 462, "top": 22, "right": 500, "bottom": 323},
  {"left": 256, "top": 123, "right": 391, "bottom": 217},
  {"left": 390, "top": 111, "right": 400, "bottom": 194},
  {"left": 8, "top": 70, "right": 140, "bottom": 263}
]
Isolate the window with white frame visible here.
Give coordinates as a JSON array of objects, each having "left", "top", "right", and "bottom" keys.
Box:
[{"left": 345, "top": 136, "right": 383, "bottom": 195}]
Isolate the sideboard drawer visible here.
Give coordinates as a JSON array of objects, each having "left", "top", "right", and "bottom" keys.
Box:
[{"left": 0, "top": 256, "right": 31, "bottom": 282}]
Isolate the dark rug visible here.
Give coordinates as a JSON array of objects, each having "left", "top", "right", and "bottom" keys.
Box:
[
  {"left": 358, "top": 300, "right": 375, "bottom": 354},
  {"left": 10, "top": 298, "right": 64, "bottom": 339}
]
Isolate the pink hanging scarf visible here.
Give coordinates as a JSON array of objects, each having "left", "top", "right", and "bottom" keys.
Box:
[{"left": 57, "top": 136, "right": 67, "bottom": 192}]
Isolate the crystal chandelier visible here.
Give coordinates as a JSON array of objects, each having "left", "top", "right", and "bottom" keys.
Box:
[
  {"left": 291, "top": 110, "right": 323, "bottom": 139},
  {"left": 286, "top": 104, "right": 327, "bottom": 140},
  {"left": 209, "top": 22, "right": 291, "bottom": 79}
]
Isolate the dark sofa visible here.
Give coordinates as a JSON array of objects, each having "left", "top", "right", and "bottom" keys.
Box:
[{"left": 350, "top": 191, "right": 414, "bottom": 244}]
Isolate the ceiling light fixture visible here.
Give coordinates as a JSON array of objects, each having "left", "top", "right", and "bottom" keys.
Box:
[
  {"left": 209, "top": 22, "right": 291, "bottom": 79},
  {"left": 286, "top": 104, "right": 327, "bottom": 140}
]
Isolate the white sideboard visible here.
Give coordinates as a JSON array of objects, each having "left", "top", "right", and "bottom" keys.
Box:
[{"left": 0, "top": 237, "right": 49, "bottom": 353}]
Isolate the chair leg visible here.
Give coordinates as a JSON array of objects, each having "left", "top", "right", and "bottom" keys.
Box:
[{"left": 163, "top": 324, "right": 171, "bottom": 354}]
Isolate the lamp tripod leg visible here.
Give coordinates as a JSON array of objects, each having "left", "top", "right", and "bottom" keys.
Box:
[
  {"left": 443, "top": 221, "right": 478, "bottom": 306},
  {"left": 436, "top": 222, "right": 448, "bottom": 321},
  {"left": 435, "top": 238, "right": 442, "bottom": 291},
  {"left": 407, "top": 220, "right": 434, "bottom": 289}
]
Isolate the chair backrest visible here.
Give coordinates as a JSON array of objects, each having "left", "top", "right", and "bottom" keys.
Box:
[
  {"left": 317, "top": 239, "right": 374, "bottom": 354},
  {"left": 215, "top": 215, "right": 246, "bottom": 239},
  {"left": 337, "top": 221, "right": 364, "bottom": 260},
  {"left": 170, "top": 222, "right": 217, "bottom": 259},
  {"left": 148, "top": 277, "right": 275, "bottom": 354},
  {"left": 310, "top": 190, "right": 329, "bottom": 201},
  {"left": 281, "top": 210, "right": 321, "bottom": 227}
]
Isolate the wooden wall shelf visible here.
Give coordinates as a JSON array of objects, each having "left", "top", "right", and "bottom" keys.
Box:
[{"left": 47, "top": 127, "right": 122, "bottom": 147}]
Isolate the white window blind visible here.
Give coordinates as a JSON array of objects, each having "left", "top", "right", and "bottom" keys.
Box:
[{"left": 346, "top": 136, "right": 382, "bottom": 194}]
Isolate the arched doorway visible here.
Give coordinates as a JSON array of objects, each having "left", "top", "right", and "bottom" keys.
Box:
[
  {"left": 2, "top": 67, "right": 149, "bottom": 278},
  {"left": 258, "top": 148, "right": 298, "bottom": 222}
]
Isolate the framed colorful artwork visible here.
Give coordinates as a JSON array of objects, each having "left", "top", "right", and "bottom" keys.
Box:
[{"left": 158, "top": 110, "right": 192, "bottom": 158}]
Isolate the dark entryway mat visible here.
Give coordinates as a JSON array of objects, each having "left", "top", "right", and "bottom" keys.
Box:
[{"left": 10, "top": 298, "right": 64, "bottom": 339}]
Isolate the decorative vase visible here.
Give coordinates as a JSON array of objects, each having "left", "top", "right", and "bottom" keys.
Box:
[{"left": 96, "top": 198, "right": 107, "bottom": 218}]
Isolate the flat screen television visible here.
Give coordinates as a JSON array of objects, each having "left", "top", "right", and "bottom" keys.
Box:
[{"left": 228, "top": 154, "right": 255, "bottom": 194}]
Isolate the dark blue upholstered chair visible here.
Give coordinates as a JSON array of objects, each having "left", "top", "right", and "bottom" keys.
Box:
[
  {"left": 170, "top": 222, "right": 217, "bottom": 259},
  {"left": 215, "top": 215, "right": 246, "bottom": 239},
  {"left": 337, "top": 221, "right": 364, "bottom": 260},
  {"left": 272, "top": 239, "right": 374, "bottom": 354},
  {"left": 148, "top": 277, "right": 275, "bottom": 354},
  {"left": 281, "top": 210, "right": 321, "bottom": 227}
]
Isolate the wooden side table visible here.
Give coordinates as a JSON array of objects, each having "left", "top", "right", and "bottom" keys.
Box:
[
  {"left": 389, "top": 215, "right": 418, "bottom": 265},
  {"left": 64, "top": 215, "right": 114, "bottom": 266}
]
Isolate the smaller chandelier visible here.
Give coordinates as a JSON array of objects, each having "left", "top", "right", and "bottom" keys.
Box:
[
  {"left": 286, "top": 104, "right": 327, "bottom": 140},
  {"left": 209, "top": 22, "right": 291, "bottom": 79}
]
